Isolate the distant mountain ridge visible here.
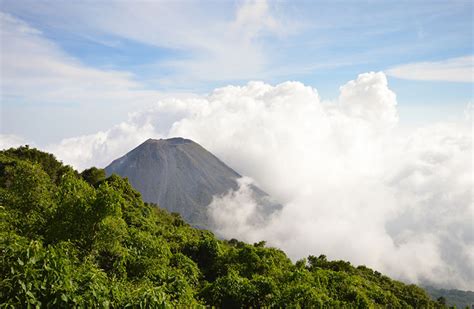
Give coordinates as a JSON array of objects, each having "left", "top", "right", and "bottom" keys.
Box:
[
  {"left": 105, "top": 137, "right": 280, "bottom": 229},
  {"left": 424, "top": 286, "right": 474, "bottom": 309}
]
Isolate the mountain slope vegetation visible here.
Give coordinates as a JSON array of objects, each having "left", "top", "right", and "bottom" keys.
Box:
[
  {"left": 1, "top": 146, "right": 444, "bottom": 307},
  {"left": 425, "top": 286, "right": 474, "bottom": 309}
]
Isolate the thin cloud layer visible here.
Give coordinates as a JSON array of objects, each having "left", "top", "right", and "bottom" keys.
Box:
[
  {"left": 0, "top": 12, "right": 157, "bottom": 105},
  {"left": 4, "top": 72, "right": 471, "bottom": 290},
  {"left": 0, "top": 12, "right": 162, "bottom": 143},
  {"left": 1, "top": 0, "right": 288, "bottom": 86},
  {"left": 386, "top": 56, "right": 473, "bottom": 83}
]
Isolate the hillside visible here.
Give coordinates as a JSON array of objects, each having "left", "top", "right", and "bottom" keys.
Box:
[
  {"left": 105, "top": 138, "right": 280, "bottom": 229},
  {"left": 1, "top": 146, "right": 444, "bottom": 307},
  {"left": 425, "top": 286, "right": 474, "bottom": 308}
]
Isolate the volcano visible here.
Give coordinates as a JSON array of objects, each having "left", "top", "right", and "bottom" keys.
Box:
[{"left": 105, "top": 137, "right": 280, "bottom": 229}]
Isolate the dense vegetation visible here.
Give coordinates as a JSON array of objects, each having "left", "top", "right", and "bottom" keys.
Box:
[
  {"left": 425, "top": 286, "right": 474, "bottom": 309},
  {"left": 1, "top": 146, "right": 446, "bottom": 307}
]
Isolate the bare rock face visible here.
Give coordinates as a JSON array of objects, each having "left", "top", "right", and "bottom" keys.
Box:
[{"left": 105, "top": 137, "right": 279, "bottom": 229}]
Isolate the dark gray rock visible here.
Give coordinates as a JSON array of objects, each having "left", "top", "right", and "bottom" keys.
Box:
[{"left": 105, "top": 137, "right": 280, "bottom": 229}]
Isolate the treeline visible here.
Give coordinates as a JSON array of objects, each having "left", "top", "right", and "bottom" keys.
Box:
[{"left": 0, "top": 146, "right": 445, "bottom": 307}]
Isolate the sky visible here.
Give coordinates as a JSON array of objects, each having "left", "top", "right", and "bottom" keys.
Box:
[
  {"left": 0, "top": 0, "right": 473, "bottom": 290},
  {"left": 0, "top": 0, "right": 472, "bottom": 145}
]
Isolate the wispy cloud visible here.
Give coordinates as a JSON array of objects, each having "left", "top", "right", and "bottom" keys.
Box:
[
  {"left": 0, "top": 12, "right": 159, "bottom": 105},
  {"left": 1, "top": 0, "right": 290, "bottom": 85},
  {"left": 386, "top": 56, "right": 473, "bottom": 83},
  {"left": 143, "top": 0, "right": 291, "bottom": 84},
  {"left": 0, "top": 12, "right": 166, "bottom": 143},
  {"left": 0, "top": 1, "right": 294, "bottom": 143},
  {"left": 2, "top": 0, "right": 471, "bottom": 88}
]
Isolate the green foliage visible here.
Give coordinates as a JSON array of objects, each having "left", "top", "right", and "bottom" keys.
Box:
[
  {"left": 1, "top": 145, "right": 73, "bottom": 184},
  {"left": 80, "top": 167, "right": 106, "bottom": 186},
  {"left": 0, "top": 154, "right": 56, "bottom": 239},
  {"left": 0, "top": 147, "right": 445, "bottom": 308}
]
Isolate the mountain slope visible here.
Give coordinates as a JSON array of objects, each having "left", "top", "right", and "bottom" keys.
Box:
[
  {"left": 0, "top": 146, "right": 444, "bottom": 308},
  {"left": 105, "top": 137, "right": 279, "bottom": 228},
  {"left": 424, "top": 286, "right": 474, "bottom": 308}
]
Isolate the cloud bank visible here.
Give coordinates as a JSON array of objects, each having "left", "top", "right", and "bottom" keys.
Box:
[
  {"left": 2, "top": 72, "right": 471, "bottom": 290},
  {"left": 168, "top": 72, "right": 473, "bottom": 289}
]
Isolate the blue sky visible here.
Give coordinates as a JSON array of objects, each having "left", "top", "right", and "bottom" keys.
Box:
[{"left": 0, "top": 0, "right": 472, "bottom": 145}]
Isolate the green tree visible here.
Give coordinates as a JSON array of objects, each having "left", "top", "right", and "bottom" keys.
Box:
[{"left": 80, "top": 167, "right": 106, "bottom": 186}]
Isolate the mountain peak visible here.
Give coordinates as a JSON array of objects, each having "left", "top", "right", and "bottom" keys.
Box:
[
  {"left": 105, "top": 138, "right": 280, "bottom": 229},
  {"left": 143, "top": 137, "right": 194, "bottom": 146},
  {"left": 105, "top": 137, "right": 241, "bottom": 228}
]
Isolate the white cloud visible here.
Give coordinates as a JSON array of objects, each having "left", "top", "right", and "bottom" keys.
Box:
[
  {"left": 0, "top": 134, "right": 28, "bottom": 149},
  {"left": 208, "top": 177, "right": 275, "bottom": 237},
  {"left": 24, "top": 72, "right": 472, "bottom": 290},
  {"left": 386, "top": 55, "right": 473, "bottom": 83},
  {"left": 46, "top": 117, "right": 162, "bottom": 170},
  {"left": 0, "top": 12, "right": 167, "bottom": 144},
  {"left": 188, "top": 75, "right": 471, "bottom": 289},
  {"left": 154, "top": 0, "right": 288, "bottom": 83},
  {"left": 0, "top": 2, "right": 295, "bottom": 144},
  {"left": 0, "top": 12, "right": 160, "bottom": 105},
  {"left": 338, "top": 72, "right": 398, "bottom": 127},
  {"left": 2, "top": 0, "right": 289, "bottom": 85},
  {"left": 233, "top": 0, "right": 280, "bottom": 39}
]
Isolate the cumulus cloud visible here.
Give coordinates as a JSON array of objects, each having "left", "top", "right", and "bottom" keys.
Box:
[
  {"left": 386, "top": 55, "right": 473, "bottom": 83},
  {"left": 25, "top": 72, "right": 472, "bottom": 290},
  {"left": 45, "top": 118, "right": 162, "bottom": 170}
]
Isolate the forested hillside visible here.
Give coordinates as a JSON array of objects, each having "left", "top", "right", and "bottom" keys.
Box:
[
  {"left": 425, "top": 286, "right": 474, "bottom": 309},
  {"left": 0, "top": 146, "right": 445, "bottom": 307}
]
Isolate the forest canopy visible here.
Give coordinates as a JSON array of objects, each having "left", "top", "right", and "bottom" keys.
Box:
[{"left": 0, "top": 146, "right": 445, "bottom": 308}]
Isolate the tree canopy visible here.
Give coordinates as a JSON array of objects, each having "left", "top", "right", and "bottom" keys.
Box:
[{"left": 0, "top": 147, "right": 445, "bottom": 308}]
